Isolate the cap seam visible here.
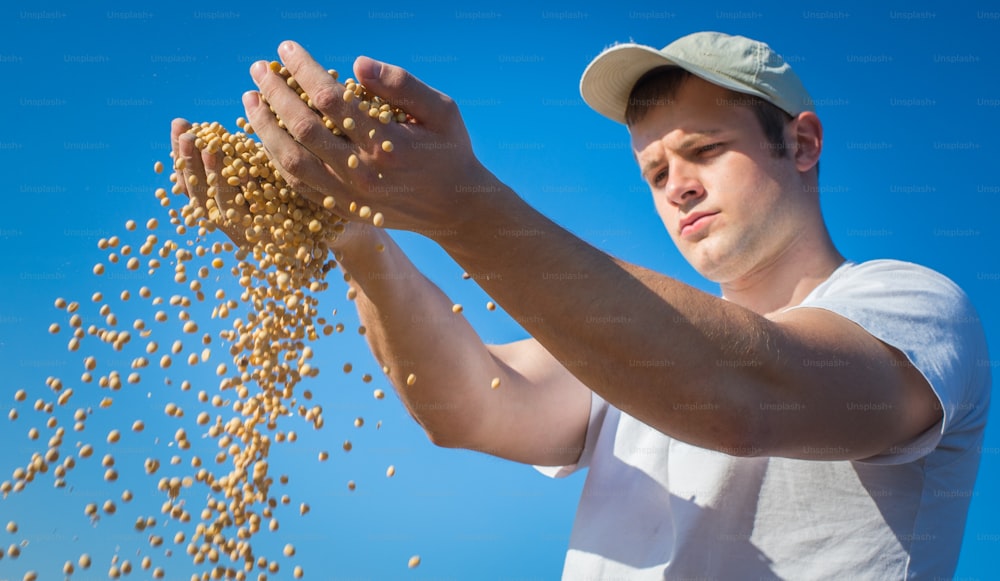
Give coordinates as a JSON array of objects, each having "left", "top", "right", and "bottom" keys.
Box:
[{"left": 752, "top": 41, "right": 763, "bottom": 85}]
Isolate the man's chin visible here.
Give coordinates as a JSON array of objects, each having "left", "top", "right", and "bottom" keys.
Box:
[
  {"left": 686, "top": 253, "right": 747, "bottom": 285},
  {"left": 687, "top": 260, "right": 726, "bottom": 283},
  {"left": 681, "top": 244, "right": 729, "bottom": 282}
]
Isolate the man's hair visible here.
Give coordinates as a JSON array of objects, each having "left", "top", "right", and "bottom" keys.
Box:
[{"left": 624, "top": 66, "right": 792, "bottom": 160}]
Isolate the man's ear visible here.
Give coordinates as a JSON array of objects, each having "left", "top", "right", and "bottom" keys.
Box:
[{"left": 790, "top": 111, "right": 822, "bottom": 173}]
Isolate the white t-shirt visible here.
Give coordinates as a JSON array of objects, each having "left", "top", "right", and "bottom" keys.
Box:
[{"left": 538, "top": 259, "right": 991, "bottom": 580}]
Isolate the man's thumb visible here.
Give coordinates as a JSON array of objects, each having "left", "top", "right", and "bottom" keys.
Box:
[{"left": 354, "top": 56, "right": 457, "bottom": 127}]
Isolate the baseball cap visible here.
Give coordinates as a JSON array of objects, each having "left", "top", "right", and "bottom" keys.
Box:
[{"left": 580, "top": 31, "right": 813, "bottom": 124}]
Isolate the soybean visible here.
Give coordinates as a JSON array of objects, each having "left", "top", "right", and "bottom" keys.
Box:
[{"left": 5, "top": 55, "right": 416, "bottom": 578}]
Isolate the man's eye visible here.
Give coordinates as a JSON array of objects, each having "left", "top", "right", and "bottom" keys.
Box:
[
  {"left": 652, "top": 170, "right": 668, "bottom": 186},
  {"left": 698, "top": 143, "right": 723, "bottom": 154}
]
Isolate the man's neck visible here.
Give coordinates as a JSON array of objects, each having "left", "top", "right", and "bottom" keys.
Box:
[{"left": 720, "top": 230, "right": 844, "bottom": 317}]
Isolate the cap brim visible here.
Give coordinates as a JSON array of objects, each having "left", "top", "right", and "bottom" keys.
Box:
[{"left": 580, "top": 43, "right": 773, "bottom": 125}]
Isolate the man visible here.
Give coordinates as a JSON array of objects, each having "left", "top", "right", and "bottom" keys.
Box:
[{"left": 172, "top": 31, "right": 990, "bottom": 579}]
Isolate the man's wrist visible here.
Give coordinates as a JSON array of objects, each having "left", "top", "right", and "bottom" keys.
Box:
[{"left": 429, "top": 167, "right": 525, "bottom": 252}]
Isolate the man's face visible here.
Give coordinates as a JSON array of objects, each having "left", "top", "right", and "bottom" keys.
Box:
[{"left": 629, "top": 76, "right": 809, "bottom": 284}]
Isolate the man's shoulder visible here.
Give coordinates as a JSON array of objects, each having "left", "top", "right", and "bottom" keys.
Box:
[
  {"left": 803, "top": 258, "right": 990, "bottom": 363},
  {"left": 821, "top": 258, "right": 965, "bottom": 299},
  {"left": 802, "top": 258, "right": 981, "bottom": 332},
  {"left": 838, "top": 258, "right": 952, "bottom": 280},
  {"left": 806, "top": 258, "right": 990, "bottom": 431}
]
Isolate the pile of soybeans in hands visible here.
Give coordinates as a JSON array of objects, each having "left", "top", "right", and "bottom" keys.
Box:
[{"left": 1, "top": 62, "right": 425, "bottom": 580}]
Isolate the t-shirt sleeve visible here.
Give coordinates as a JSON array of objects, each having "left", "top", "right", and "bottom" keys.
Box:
[
  {"left": 534, "top": 390, "right": 609, "bottom": 478},
  {"left": 785, "top": 260, "right": 990, "bottom": 465}
]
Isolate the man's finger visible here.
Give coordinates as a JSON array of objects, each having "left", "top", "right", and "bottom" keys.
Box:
[
  {"left": 170, "top": 119, "right": 194, "bottom": 196},
  {"left": 200, "top": 146, "right": 248, "bottom": 243},
  {"left": 170, "top": 118, "right": 191, "bottom": 164},
  {"left": 248, "top": 59, "right": 350, "bottom": 161},
  {"left": 176, "top": 133, "right": 212, "bottom": 211},
  {"left": 353, "top": 55, "right": 458, "bottom": 129},
  {"left": 275, "top": 41, "right": 359, "bottom": 135},
  {"left": 242, "top": 88, "right": 369, "bottom": 204}
]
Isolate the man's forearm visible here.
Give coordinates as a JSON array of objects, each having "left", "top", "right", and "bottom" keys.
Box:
[
  {"left": 333, "top": 229, "right": 507, "bottom": 448},
  {"left": 437, "top": 180, "right": 776, "bottom": 452}
]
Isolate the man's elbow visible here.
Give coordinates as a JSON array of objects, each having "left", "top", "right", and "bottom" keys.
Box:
[
  {"left": 424, "top": 427, "right": 464, "bottom": 449},
  {"left": 420, "top": 420, "right": 483, "bottom": 451}
]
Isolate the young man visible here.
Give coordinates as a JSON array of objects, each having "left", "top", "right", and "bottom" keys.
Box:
[{"left": 172, "top": 31, "right": 990, "bottom": 579}]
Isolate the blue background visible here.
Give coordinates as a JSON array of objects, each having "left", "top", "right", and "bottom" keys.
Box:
[{"left": 0, "top": 2, "right": 997, "bottom": 579}]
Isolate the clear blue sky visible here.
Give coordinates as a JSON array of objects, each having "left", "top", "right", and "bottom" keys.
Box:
[{"left": 1, "top": 2, "right": 998, "bottom": 579}]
